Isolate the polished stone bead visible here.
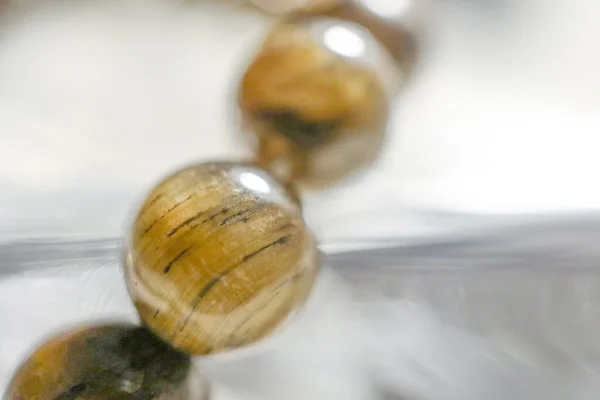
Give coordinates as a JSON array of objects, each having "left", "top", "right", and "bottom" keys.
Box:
[
  {"left": 125, "top": 162, "right": 318, "bottom": 355},
  {"left": 239, "top": 18, "right": 393, "bottom": 187},
  {"left": 5, "top": 324, "right": 202, "bottom": 400}
]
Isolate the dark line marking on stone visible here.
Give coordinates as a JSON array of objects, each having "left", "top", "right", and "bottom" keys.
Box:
[
  {"left": 201, "top": 206, "right": 231, "bottom": 224},
  {"left": 177, "top": 274, "right": 224, "bottom": 333},
  {"left": 167, "top": 203, "right": 238, "bottom": 237},
  {"left": 141, "top": 193, "right": 163, "bottom": 213},
  {"left": 175, "top": 234, "right": 292, "bottom": 336},
  {"left": 52, "top": 382, "right": 88, "bottom": 400},
  {"left": 153, "top": 310, "right": 160, "bottom": 318},
  {"left": 274, "top": 222, "right": 295, "bottom": 232},
  {"left": 243, "top": 234, "right": 292, "bottom": 262},
  {"left": 166, "top": 205, "right": 236, "bottom": 238},
  {"left": 143, "top": 195, "right": 192, "bottom": 235},
  {"left": 166, "top": 210, "right": 205, "bottom": 238},
  {"left": 163, "top": 246, "right": 193, "bottom": 274},
  {"left": 196, "top": 275, "right": 224, "bottom": 301},
  {"left": 218, "top": 202, "right": 266, "bottom": 227},
  {"left": 227, "top": 272, "right": 305, "bottom": 341}
]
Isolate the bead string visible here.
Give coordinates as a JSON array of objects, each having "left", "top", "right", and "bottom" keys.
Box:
[{"left": 4, "top": 2, "right": 419, "bottom": 399}]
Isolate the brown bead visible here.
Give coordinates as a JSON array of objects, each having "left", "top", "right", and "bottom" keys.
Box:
[
  {"left": 239, "top": 18, "right": 394, "bottom": 187},
  {"left": 125, "top": 162, "right": 318, "bottom": 355},
  {"left": 5, "top": 324, "right": 201, "bottom": 400}
]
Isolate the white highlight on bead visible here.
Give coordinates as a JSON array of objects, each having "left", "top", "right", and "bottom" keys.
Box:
[
  {"left": 239, "top": 171, "right": 271, "bottom": 194},
  {"left": 359, "top": 0, "right": 412, "bottom": 19},
  {"left": 323, "top": 25, "right": 366, "bottom": 59}
]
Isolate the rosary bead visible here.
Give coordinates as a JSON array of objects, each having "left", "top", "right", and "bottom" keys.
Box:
[
  {"left": 6, "top": 324, "right": 199, "bottom": 400},
  {"left": 239, "top": 18, "right": 392, "bottom": 187},
  {"left": 125, "top": 162, "right": 318, "bottom": 355}
]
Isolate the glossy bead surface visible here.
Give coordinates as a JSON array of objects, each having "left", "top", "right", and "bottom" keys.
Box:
[
  {"left": 239, "top": 18, "right": 392, "bottom": 187},
  {"left": 249, "top": 0, "right": 418, "bottom": 76},
  {"left": 5, "top": 324, "right": 199, "bottom": 400},
  {"left": 125, "top": 162, "right": 318, "bottom": 355},
  {"left": 312, "top": 0, "right": 419, "bottom": 76}
]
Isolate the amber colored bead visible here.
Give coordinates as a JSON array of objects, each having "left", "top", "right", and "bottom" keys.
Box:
[
  {"left": 5, "top": 324, "right": 199, "bottom": 400},
  {"left": 239, "top": 18, "right": 393, "bottom": 187},
  {"left": 125, "top": 162, "right": 318, "bottom": 355}
]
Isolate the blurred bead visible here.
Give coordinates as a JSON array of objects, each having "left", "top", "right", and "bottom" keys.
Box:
[
  {"left": 249, "top": 0, "right": 420, "bottom": 76},
  {"left": 6, "top": 324, "right": 204, "bottom": 400},
  {"left": 310, "top": 0, "right": 419, "bottom": 76},
  {"left": 249, "top": 0, "right": 341, "bottom": 14},
  {"left": 239, "top": 18, "right": 393, "bottom": 187},
  {"left": 125, "top": 162, "right": 318, "bottom": 355},
  {"left": 353, "top": 0, "right": 429, "bottom": 34}
]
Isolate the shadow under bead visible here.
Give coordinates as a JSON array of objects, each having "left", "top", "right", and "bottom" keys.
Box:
[
  {"left": 239, "top": 18, "right": 394, "bottom": 188},
  {"left": 5, "top": 324, "right": 201, "bottom": 400},
  {"left": 125, "top": 162, "right": 318, "bottom": 355}
]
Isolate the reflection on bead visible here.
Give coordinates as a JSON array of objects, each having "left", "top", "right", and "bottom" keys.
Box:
[
  {"left": 303, "top": 0, "right": 418, "bottom": 77},
  {"left": 6, "top": 324, "right": 202, "bottom": 400},
  {"left": 125, "top": 162, "right": 318, "bottom": 355},
  {"left": 249, "top": 0, "right": 419, "bottom": 77},
  {"left": 239, "top": 18, "right": 391, "bottom": 187}
]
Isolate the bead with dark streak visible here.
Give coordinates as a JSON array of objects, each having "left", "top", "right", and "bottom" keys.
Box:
[
  {"left": 5, "top": 324, "right": 203, "bottom": 400},
  {"left": 239, "top": 17, "right": 393, "bottom": 187},
  {"left": 125, "top": 162, "right": 318, "bottom": 355}
]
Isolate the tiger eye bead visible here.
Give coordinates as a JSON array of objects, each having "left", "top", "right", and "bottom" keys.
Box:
[
  {"left": 239, "top": 18, "right": 394, "bottom": 187},
  {"left": 125, "top": 162, "right": 318, "bottom": 355},
  {"left": 5, "top": 324, "right": 201, "bottom": 400}
]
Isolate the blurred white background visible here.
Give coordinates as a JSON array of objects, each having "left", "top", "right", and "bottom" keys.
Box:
[{"left": 0, "top": 0, "right": 598, "bottom": 242}]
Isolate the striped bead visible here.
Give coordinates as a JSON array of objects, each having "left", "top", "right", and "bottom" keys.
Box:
[{"left": 125, "top": 162, "right": 318, "bottom": 355}]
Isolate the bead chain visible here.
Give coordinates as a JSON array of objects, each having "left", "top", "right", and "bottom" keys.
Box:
[{"left": 5, "top": 1, "right": 418, "bottom": 399}]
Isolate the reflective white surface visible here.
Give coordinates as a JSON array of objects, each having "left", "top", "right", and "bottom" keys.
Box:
[{"left": 3, "top": 214, "right": 600, "bottom": 399}]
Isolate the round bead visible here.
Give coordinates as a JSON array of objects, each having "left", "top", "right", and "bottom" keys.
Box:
[
  {"left": 125, "top": 162, "right": 318, "bottom": 355},
  {"left": 6, "top": 324, "right": 199, "bottom": 400},
  {"left": 238, "top": 18, "right": 393, "bottom": 187}
]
